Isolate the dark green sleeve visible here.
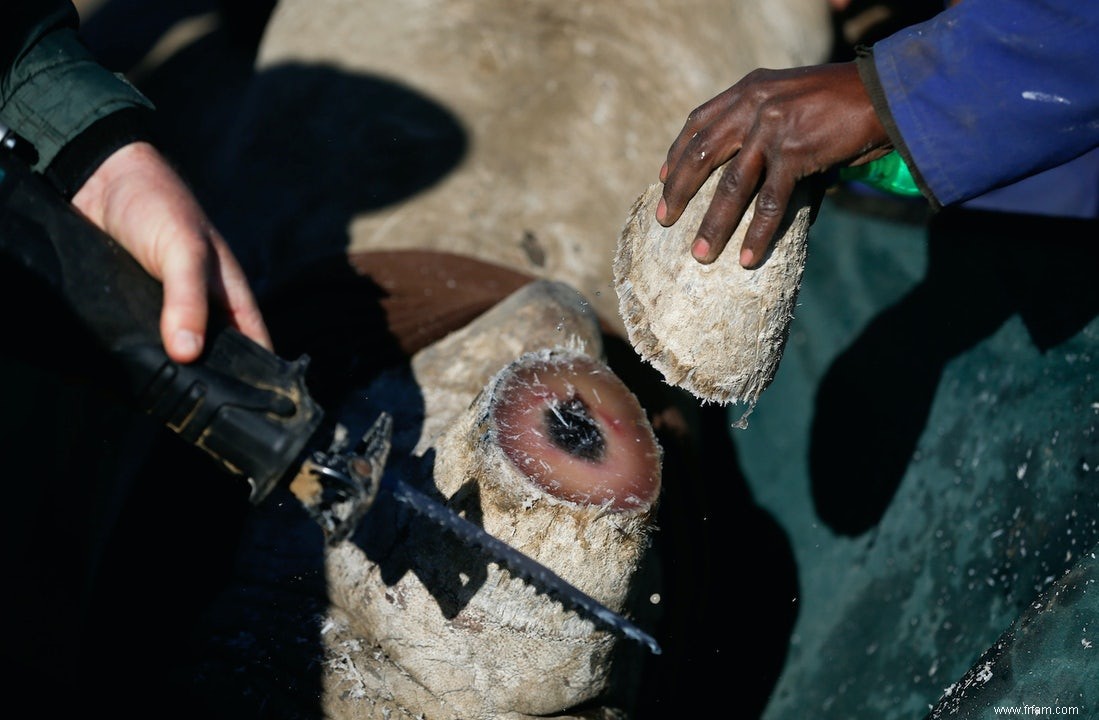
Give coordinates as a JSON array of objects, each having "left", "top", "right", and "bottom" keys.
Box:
[{"left": 0, "top": 1, "right": 154, "bottom": 196}]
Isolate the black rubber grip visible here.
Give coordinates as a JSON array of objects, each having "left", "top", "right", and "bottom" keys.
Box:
[{"left": 0, "top": 150, "right": 322, "bottom": 503}]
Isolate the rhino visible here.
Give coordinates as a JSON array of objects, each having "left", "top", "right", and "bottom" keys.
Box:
[
  {"left": 41, "top": 1, "right": 832, "bottom": 718},
  {"left": 181, "top": 1, "right": 831, "bottom": 718}
]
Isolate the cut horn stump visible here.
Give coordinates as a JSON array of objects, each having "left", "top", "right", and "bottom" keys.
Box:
[{"left": 321, "top": 281, "right": 661, "bottom": 719}]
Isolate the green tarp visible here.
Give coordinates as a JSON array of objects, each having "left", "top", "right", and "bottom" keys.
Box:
[{"left": 735, "top": 191, "right": 1098, "bottom": 719}]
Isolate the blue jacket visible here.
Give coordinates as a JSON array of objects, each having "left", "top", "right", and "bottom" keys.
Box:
[{"left": 858, "top": 0, "right": 1099, "bottom": 218}]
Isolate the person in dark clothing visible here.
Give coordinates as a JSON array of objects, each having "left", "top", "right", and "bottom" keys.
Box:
[
  {"left": 1, "top": 0, "right": 271, "bottom": 361},
  {"left": 1, "top": 4, "right": 275, "bottom": 711}
]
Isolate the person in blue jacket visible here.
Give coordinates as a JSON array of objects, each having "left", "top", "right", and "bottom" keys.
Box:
[
  {"left": 1, "top": 1, "right": 271, "bottom": 362},
  {"left": 656, "top": 0, "right": 1099, "bottom": 269},
  {"left": 653, "top": 2, "right": 1099, "bottom": 717}
]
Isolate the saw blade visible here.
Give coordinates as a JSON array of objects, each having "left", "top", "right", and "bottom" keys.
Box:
[
  {"left": 389, "top": 474, "right": 662, "bottom": 655},
  {"left": 301, "top": 410, "right": 660, "bottom": 654}
]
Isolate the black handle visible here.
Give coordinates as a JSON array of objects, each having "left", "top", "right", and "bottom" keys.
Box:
[{"left": 0, "top": 149, "right": 322, "bottom": 503}]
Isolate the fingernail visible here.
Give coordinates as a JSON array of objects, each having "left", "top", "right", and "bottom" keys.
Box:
[
  {"left": 659, "top": 162, "right": 668, "bottom": 182},
  {"left": 656, "top": 197, "right": 667, "bottom": 222},
  {"left": 740, "top": 247, "right": 754, "bottom": 268},
  {"left": 174, "top": 329, "right": 202, "bottom": 358},
  {"left": 691, "top": 236, "right": 710, "bottom": 260}
]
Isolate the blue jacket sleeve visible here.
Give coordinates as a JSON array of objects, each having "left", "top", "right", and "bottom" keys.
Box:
[{"left": 860, "top": 0, "right": 1099, "bottom": 210}]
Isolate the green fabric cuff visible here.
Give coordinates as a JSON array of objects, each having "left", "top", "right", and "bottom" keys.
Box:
[
  {"left": 854, "top": 46, "right": 941, "bottom": 211},
  {"left": 0, "top": 26, "right": 154, "bottom": 175}
]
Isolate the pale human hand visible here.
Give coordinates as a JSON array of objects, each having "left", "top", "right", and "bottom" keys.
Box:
[
  {"left": 656, "top": 62, "right": 891, "bottom": 268},
  {"left": 71, "top": 141, "right": 272, "bottom": 363}
]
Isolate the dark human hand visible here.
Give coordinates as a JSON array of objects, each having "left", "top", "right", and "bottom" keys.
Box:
[
  {"left": 656, "top": 62, "right": 890, "bottom": 268},
  {"left": 72, "top": 141, "right": 272, "bottom": 362}
]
